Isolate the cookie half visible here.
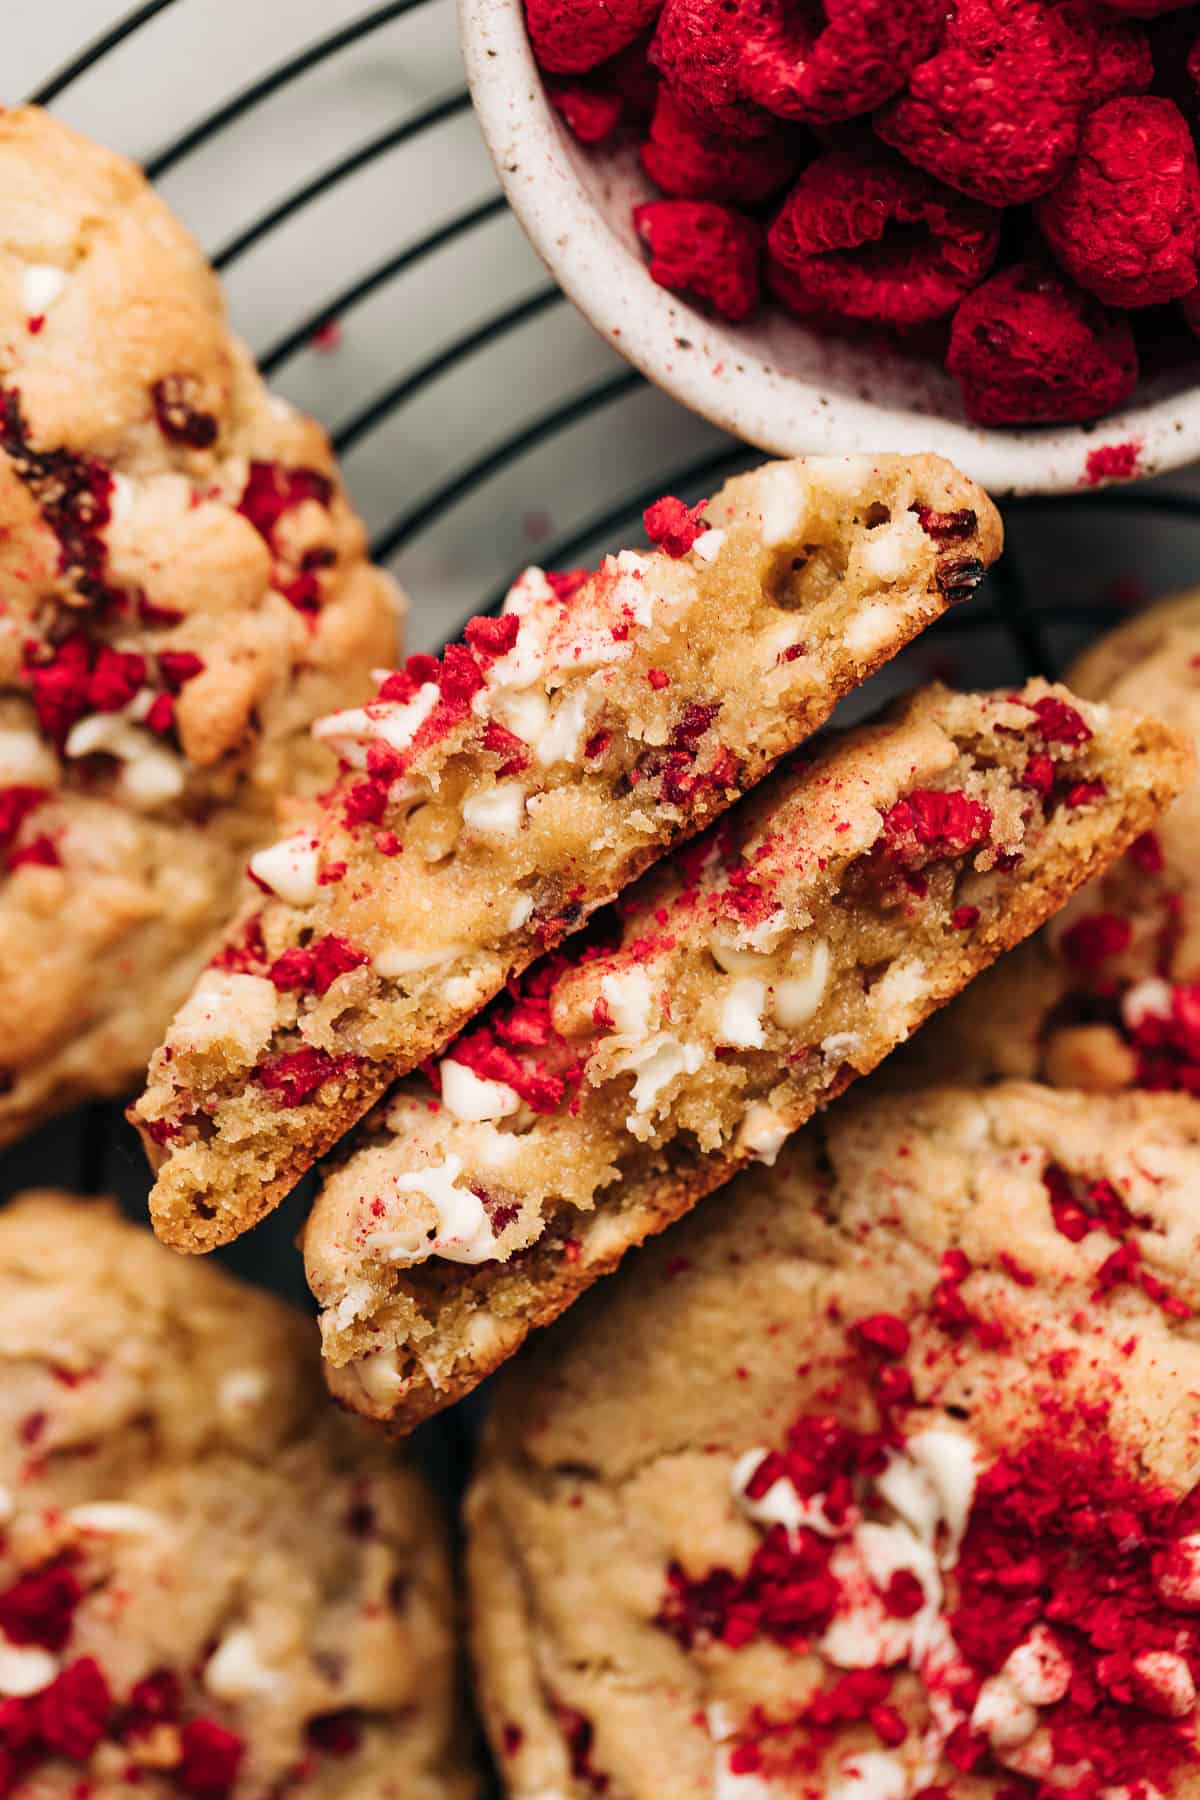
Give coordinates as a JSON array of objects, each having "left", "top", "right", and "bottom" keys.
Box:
[
  {"left": 132, "top": 452, "right": 1001, "bottom": 1250},
  {"left": 305, "top": 678, "right": 1188, "bottom": 1429},
  {"left": 905, "top": 588, "right": 1200, "bottom": 1095},
  {"left": 468, "top": 1080, "right": 1200, "bottom": 1797},
  {"left": 0, "top": 108, "right": 402, "bottom": 1144},
  {"left": 0, "top": 1192, "right": 475, "bottom": 1798}
]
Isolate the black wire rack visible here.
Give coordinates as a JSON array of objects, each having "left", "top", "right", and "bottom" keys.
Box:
[{"left": 7, "top": 0, "right": 1200, "bottom": 1519}]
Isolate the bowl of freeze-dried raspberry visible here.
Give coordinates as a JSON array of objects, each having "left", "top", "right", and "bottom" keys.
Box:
[{"left": 461, "top": 0, "right": 1200, "bottom": 495}]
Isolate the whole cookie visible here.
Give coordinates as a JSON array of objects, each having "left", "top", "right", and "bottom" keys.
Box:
[
  {"left": 469, "top": 1080, "right": 1200, "bottom": 1796},
  {"left": 909, "top": 589, "right": 1200, "bottom": 1095},
  {"left": 0, "top": 107, "right": 401, "bottom": 1142},
  {"left": 0, "top": 1192, "right": 474, "bottom": 1799}
]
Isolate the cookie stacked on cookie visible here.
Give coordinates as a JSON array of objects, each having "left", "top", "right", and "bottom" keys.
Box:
[{"left": 0, "top": 108, "right": 402, "bottom": 1144}]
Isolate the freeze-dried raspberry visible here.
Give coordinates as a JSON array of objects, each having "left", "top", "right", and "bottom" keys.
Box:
[
  {"left": 767, "top": 149, "right": 1001, "bottom": 326},
  {"left": 876, "top": 0, "right": 1153, "bottom": 206},
  {"left": 736, "top": 0, "right": 945, "bottom": 126},
  {"left": 254, "top": 1047, "right": 360, "bottom": 1107},
  {"left": 644, "top": 495, "right": 708, "bottom": 555},
  {"left": 178, "top": 1719, "right": 245, "bottom": 1797},
  {"left": 651, "top": 0, "right": 941, "bottom": 135},
  {"left": 546, "top": 77, "right": 624, "bottom": 144},
  {"left": 526, "top": 0, "right": 662, "bottom": 74},
  {"left": 640, "top": 88, "right": 800, "bottom": 204},
  {"left": 633, "top": 200, "right": 762, "bottom": 320},
  {"left": 1036, "top": 97, "right": 1200, "bottom": 307},
  {"left": 650, "top": 0, "right": 777, "bottom": 138},
  {"left": 946, "top": 262, "right": 1138, "bottom": 424},
  {"left": 36, "top": 1657, "right": 111, "bottom": 1761}
]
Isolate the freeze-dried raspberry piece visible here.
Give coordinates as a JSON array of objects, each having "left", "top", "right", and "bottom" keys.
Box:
[
  {"left": 178, "top": 1719, "right": 245, "bottom": 1797},
  {"left": 546, "top": 77, "right": 624, "bottom": 144},
  {"left": 1036, "top": 98, "right": 1200, "bottom": 307},
  {"left": 876, "top": 0, "right": 1153, "bottom": 205},
  {"left": 254, "top": 1047, "right": 360, "bottom": 1107},
  {"left": 650, "top": 0, "right": 777, "bottom": 139},
  {"left": 640, "top": 89, "right": 801, "bottom": 204},
  {"left": 526, "top": 0, "right": 662, "bottom": 74},
  {"left": 947, "top": 262, "right": 1138, "bottom": 424},
  {"left": 633, "top": 200, "right": 762, "bottom": 320},
  {"left": 644, "top": 495, "right": 708, "bottom": 555},
  {"left": 736, "top": 0, "right": 944, "bottom": 126},
  {"left": 36, "top": 1657, "right": 111, "bottom": 1761},
  {"left": 767, "top": 150, "right": 1001, "bottom": 326}
]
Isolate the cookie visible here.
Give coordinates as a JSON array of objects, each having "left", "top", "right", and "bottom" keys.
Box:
[
  {"left": 0, "top": 107, "right": 402, "bottom": 1144},
  {"left": 304, "top": 678, "right": 1189, "bottom": 1429},
  {"left": 468, "top": 1080, "right": 1200, "bottom": 1797},
  {"left": 0, "top": 1190, "right": 475, "bottom": 1799},
  {"left": 132, "top": 452, "right": 1001, "bottom": 1252},
  {"left": 904, "top": 589, "right": 1200, "bottom": 1096}
]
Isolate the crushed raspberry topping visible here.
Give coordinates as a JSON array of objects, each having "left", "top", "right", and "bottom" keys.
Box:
[
  {"left": 178, "top": 1719, "right": 245, "bottom": 1797},
  {"left": 0, "top": 1560, "right": 81, "bottom": 1651},
  {"left": 643, "top": 494, "right": 708, "bottom": 556},
  {"left": 268, "top": 935, "right": 366, "bottom": 997},
  {"left": 237, "top": 462, "right": 333, "bottom": 545},
  {"left": 253, "top": 1047, "right": 360, "bottom": 1106}
]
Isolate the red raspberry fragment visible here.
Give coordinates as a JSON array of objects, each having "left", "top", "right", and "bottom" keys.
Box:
[
  {"left": 633, "top": 199, "right": 762, "bottom": 320},
  {"left": 767, "top": 149, "right": 1001, "bottom": 326},
  {"left": 650, "top": 0, "right": 779, "bottom": 138},
  {"left": 546, "top": 77, "right": 624, "bottom": 144},
  {"left": 644, "top": 494, "right": 708, "bottom": 555},
  {"left": 0, "top": 1562, "right": 81, "bottom": 1651},
  {"left": 525, "top": 0, "right": 662, "bottom": 74},
  {"left": 640, "top": 88, "right": 800, "bottom": 204},
  {"left": 178, "top": 1719, "right": 245, "bottom": 1797},
  {"left": 947, "top": 262, "right": 1138, "bottom": 424},
  {"left": 735, "top": 0, "right": 945, "bottom": 126},
  {"left": 254, "top": 1047, "right": 360, "bottom": 1106},
  {"left": 651, "top": 0, "right": 942, "bottom": 135},
  {"left": 875, "top": 0, "right": 1153, "bottom": 206},
  {"left": 1036, "top": 97, "right": 1200, "bottom": 307},
  {"left": 36, "top": 1657, "right": 111, "bottom": 1760},
  {"left": 1060, "top": 911, "right": 1132, "bottom": 968},
  {"left": 238, "top": 462, "right": 333, "bottom": 546},
  {"left": 87, "top": 645, "right": 145, "bottom": 713}
]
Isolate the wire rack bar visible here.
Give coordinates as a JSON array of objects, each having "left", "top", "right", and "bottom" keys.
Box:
[
  {"left": 371, "top": 364, "right": 645, "bottom": 561},
  {"left": 27, "top": 0, "right": 182, "bottom": 105},
  {"left": 333, "top": 284, "right": 565, "bottom": 455},
  {"left": 210, "top": 88, "right": 472, "bottom": 272},
  {"left": 258, "top": 193, "right": 510, "bottom": 376},
  {"left": 145, "top": 0, "right": 437, "bottom": 179}
]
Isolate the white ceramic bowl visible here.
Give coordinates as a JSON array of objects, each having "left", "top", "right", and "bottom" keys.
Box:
[{"left": 460, "top": 0, "right": 1200, "bottom": 497}]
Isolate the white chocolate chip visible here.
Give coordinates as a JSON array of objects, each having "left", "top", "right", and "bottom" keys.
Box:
[
  {"left": 248, "top": 832, "right": 321, "bottom": 906},
  {"left": 1133, "top": 1649, "right": 1197, "bottom": 1717},
  {"left": 65, "top": 712, "right": 185, "bottom": 807},
  {"left": 719, "top": 978, "right": 766, "bottom": 1049},
  {"left": 313, "top": 680, "right": 439, "bottom": 768},
  {"left": 204, "top": 1628, "right": 284, "bottom": 1700},
  {"left": 844, "top": 601, "right": 898, "bottom": 657},
  {"left": 507, "top": 895, "right": 535, "bottom": 932},
  {"left": 1156, "top": 1531, "right": 1200, "bottom": 1609},
  {"left": 22, "top": 263, "right": 66, "bottom": 317},
  {"left": 621, "top": 1033, "right": 704, "bottom": 1124},
  {"left": 1004, "top": 1627, "right": 1072, "bottom": 1707},
  {"left": 773, "top": 940, "right": 830, "bottom": 1029},
  {"left": 691, "top": 528, "right": 726, "bottom": 564},
  {"left": 462, "top": 781, "right": 526, "bottom": 837},
  {"left": 972, "top": 1673, "right": 1039, "bottom": 1749},
  {"left": 1123, "top": 977, "right": 1173, "bottom": 1033},
  {"left": 219, "top": 1369, "right": 268, "bottom": 1415},
  {"left": 374, "top": 942, "right": 466, "bottom": 979},
  {"left": 66, "top": 1503, "right": 164, "bottom": 1535},
  {"left": 738, "top": 1103, "right": 791, "bottom": 1167},
  {"left": 492, "top": 686, "right": 549, "bottom": 743},
  {"left": 439, "top": 1058, "right": 520, "bottom": 1123},
  {"left": 754, "top": 463, "right": 810, "bottom": 547},
  {"left": 170, "top": 971, "right": 277, "bottom": 1062},
  {"left": 0, "top": 1637, "right": 57, "bottom": 1697},
  {"left": 600, "top": 966, "right": 654, "bottom": 1038},
  {"left": 373, "top": 1154, "right": 499, "bottom": 1265},
  {"left": 535, "top": 686, "right": 590, "bottom": 767},
  {"left": 826, "top": 1750, "right": 907, "bottom": 1800},
  {"left": 731, "top": 1448, "right": 849, "bottom": 1537},
  {"left": 714, "top": 1755, "right": 773, "bottom": 1799}
]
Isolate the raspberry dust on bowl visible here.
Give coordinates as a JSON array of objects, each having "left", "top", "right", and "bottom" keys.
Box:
[{"left": 462, "top": 0, "right": 1200, "bottom": 488}]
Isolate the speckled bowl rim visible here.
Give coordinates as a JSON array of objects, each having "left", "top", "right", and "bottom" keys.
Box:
[{"left": 460, "top": 0, "right": 1200, "bottom": 497}]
